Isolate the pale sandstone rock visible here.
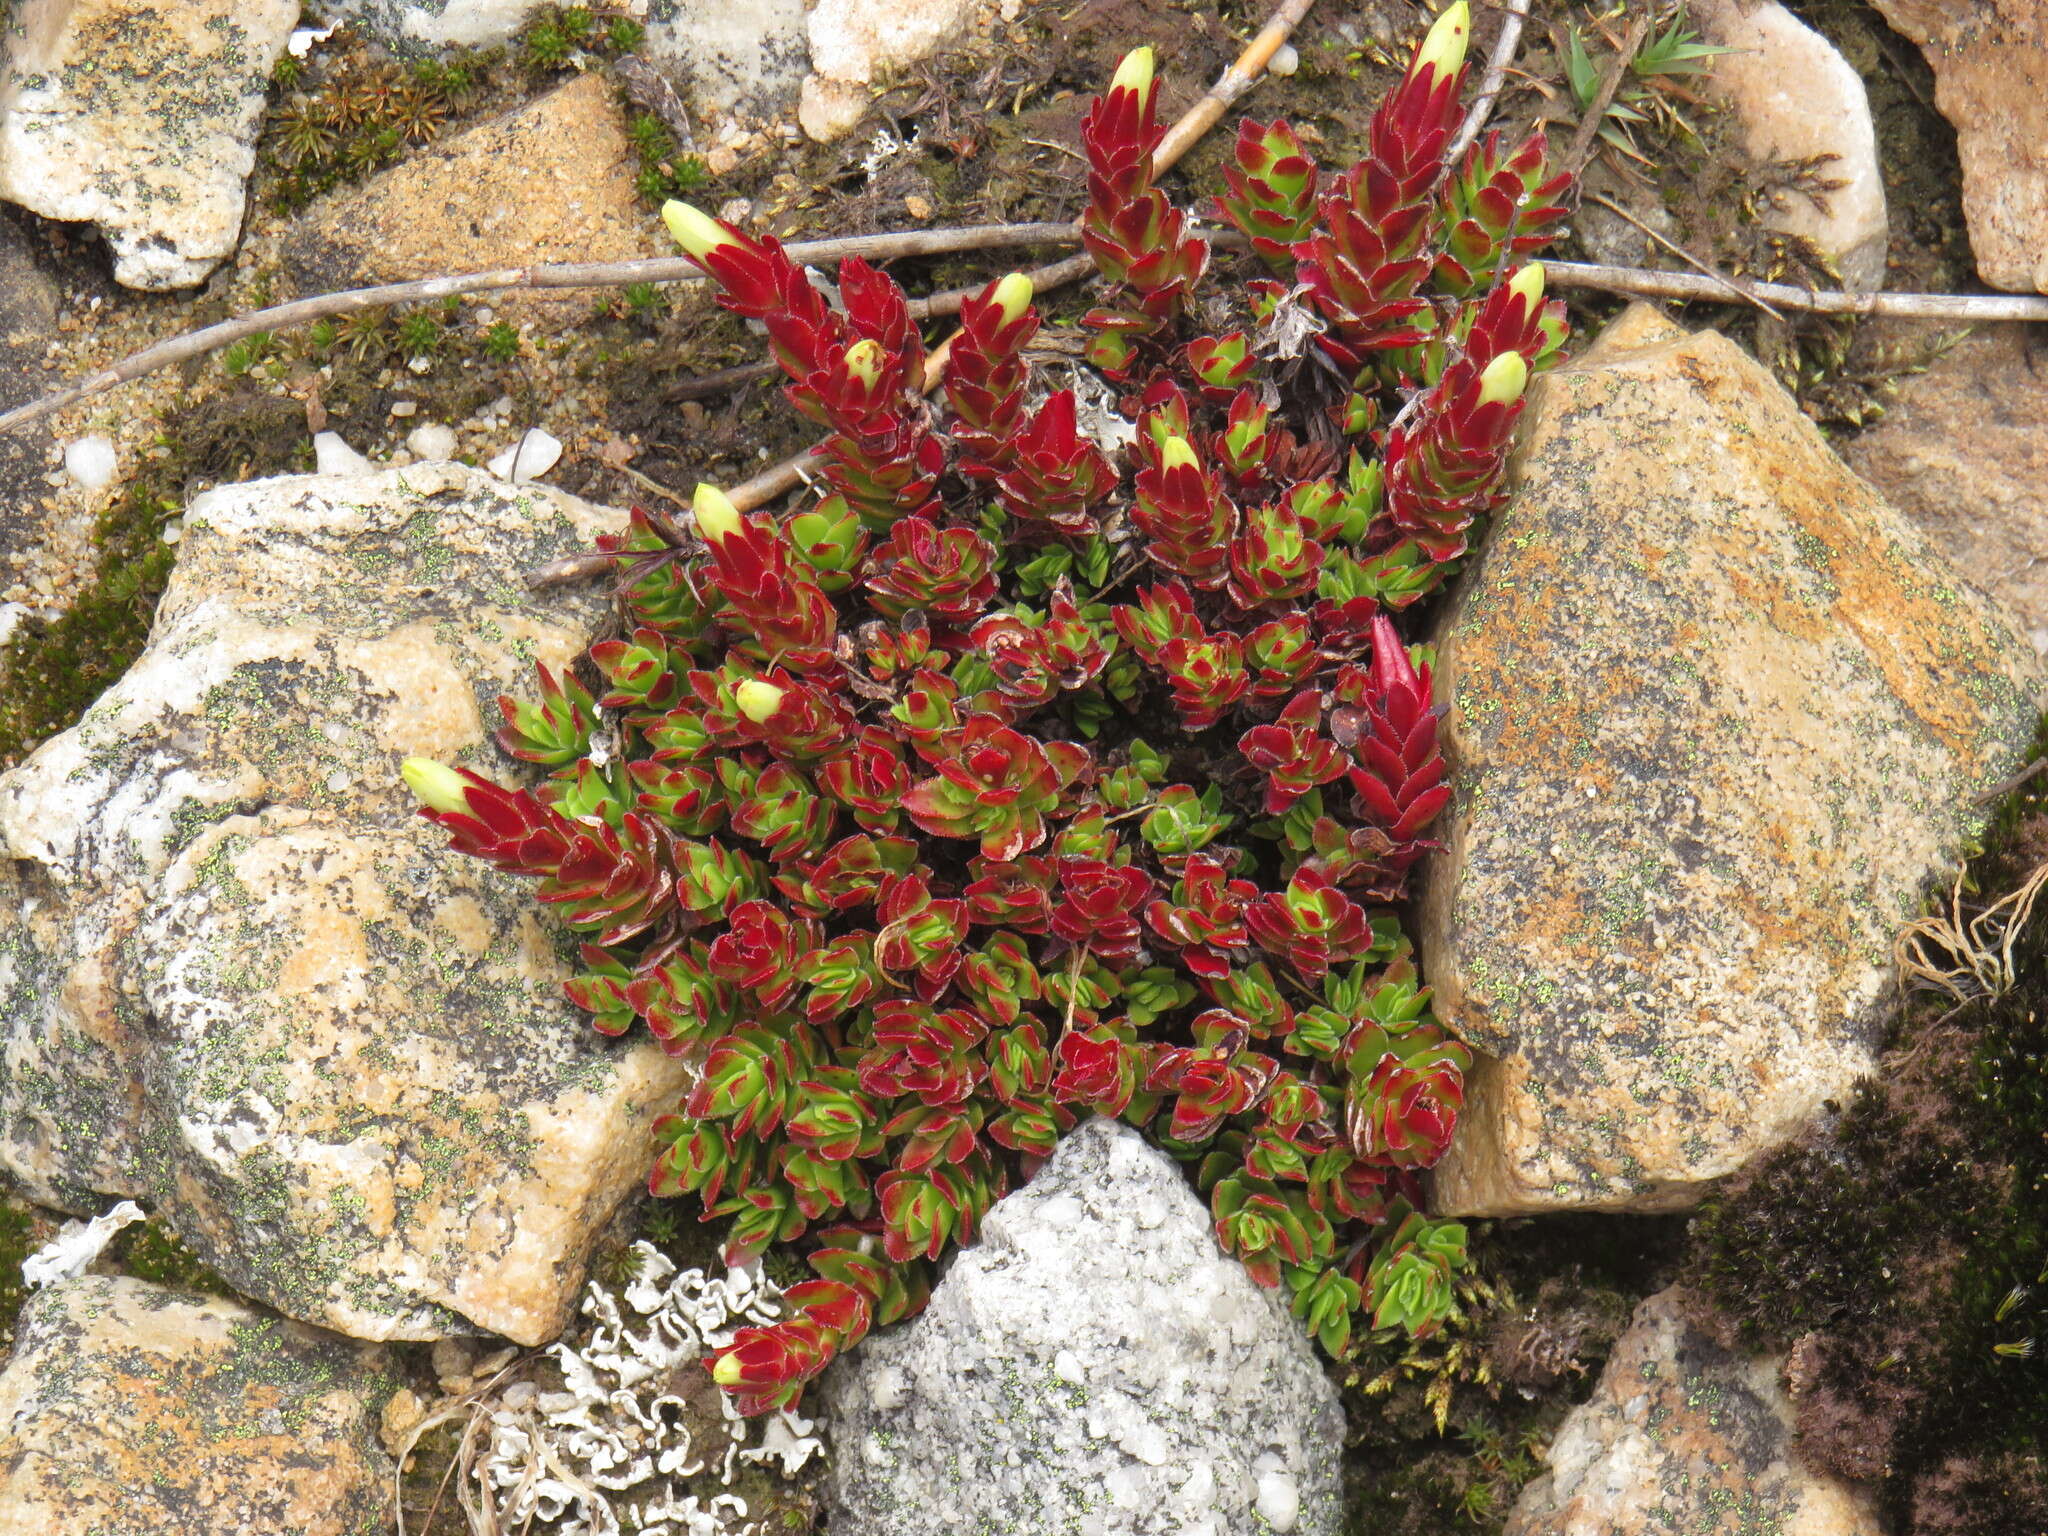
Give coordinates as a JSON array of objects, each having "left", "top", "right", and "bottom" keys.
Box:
[
  {"left": 1843, "top": 326, "right": 2048, "bottom": 655},
  {"left": 0, "top": 1275, "right": 394, "bottom": 1536},
  {"left": 1699, "top": 0, "right": 1889, "bottom": 288},
  {"left": 1420, "top": 305, "right": 2043, "bottom": 1216},
  {"left": 1869, "top": 0, "right": 2048, "bottom": 292},
  {"left": 283, "top": 73, "right": 661, "bottom": 321},
  {"left": 0, "top": 0, "right": 297, "bottom": 290},
  {"left": 820, "top": 1119, "right": 1345, "bottom": 1535},
  {"left": 0, "top": 462, "right": 692, "bottom": 1344},
  {"left": 1507, "top": 1289, "right": 1884, "bottom": 1536}
]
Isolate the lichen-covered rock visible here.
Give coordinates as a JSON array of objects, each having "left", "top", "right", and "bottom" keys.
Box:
[
  {"left": 1843, "top": 326, "right": 2048, "bottom": 655},
  {"left": 320, "top": 0, "right": 546, "bottom": 50},
  {"left": 0, "top": 1274, "right": 395, "bottom": 1536},
  {"left": 0, "top": 462, "right": 692, "bottom": 1344},
  {"left": 1868, "top": 0, "right": 2048, "bottom": 293},
  {"left": 798, "top": 0, "right": 987, "bottom": 142},
  {"left": 1420, "top": 305, "right": 2043, "bottom": 1216},
  {"left": 0, "top": 0, "right": 297, "bottom": 290},
  {"left": 282, "top": 74, "right": 661, "bottom": 322},
  {"left": 647, "top": 0, "right": 811, "bottom": 116},
  {"left": 1505, "top": 1288, "right": 1884, "bottom": 1536},
  {"left": 1698, "top": 0, "right": 1888, "bottom": 288},
  {"left": 819, "top": 1118, "right": 1344, "bottom": 1536}
]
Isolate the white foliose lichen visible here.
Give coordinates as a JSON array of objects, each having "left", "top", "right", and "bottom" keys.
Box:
[{"left": 477, "top": 1241, "right": 824, "bottom": 1536}]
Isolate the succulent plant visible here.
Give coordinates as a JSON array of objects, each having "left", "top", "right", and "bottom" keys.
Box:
[{"left": 405, "top": 0, "right": 1569, "bottom": 1415}]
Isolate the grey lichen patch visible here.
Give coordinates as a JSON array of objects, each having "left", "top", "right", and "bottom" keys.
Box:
[{"left": 1423, "top": 308, "right": 2047, "bottom": 1217}]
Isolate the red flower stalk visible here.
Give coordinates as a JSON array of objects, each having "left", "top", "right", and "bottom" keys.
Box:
[
  {"left": 1380, "top": 330, "right": 1531, "bottom": 563},
  {"left": 1132, "top": 434, "right": 1235, "bottom": 587},
  {"left": 1239, "top": 691, "right": 1350, "bottom": 814},
  {"left": 947, "top": 272, "right": 1041, "bottom": 479},
  {"left": 404, "top": 760, "right": 679, "bottom": 947},
  {"left": 997, "top": 390, "right": 1118, "bottom": 535},
  {"left": 1049, "top": 857, "right": 1154, "bottom": 962},
  {"left": 1329, "top": 615, "right": 1451, "bottom": 855},
  {"left": 1145, "top": 854, "right": 1257, "bottom": 979},
  {"left": 664, "top": 202, "right": 845, "bottom": 382},
  {"left": 690, "top": 485, "right": 839, "bottom": 672}
]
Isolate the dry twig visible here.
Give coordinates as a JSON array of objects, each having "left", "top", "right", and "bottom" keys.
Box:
[
  {"left": 1896, "top": 861, "right": 2048, "bottom": 1005},
  {"left": 1447, "top": 0, "right": 1532, "bottom": 165},
  {"left": 0, "top": 222, "right": 1080, "bottom": 438},
  {"left": 1563, "top": 14, "right": 1651, "bottom": 174}
]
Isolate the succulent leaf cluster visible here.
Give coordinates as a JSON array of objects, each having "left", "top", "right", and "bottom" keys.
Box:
[{"left": 405, "top": 0, "right": 1569, "bottom": 1415}]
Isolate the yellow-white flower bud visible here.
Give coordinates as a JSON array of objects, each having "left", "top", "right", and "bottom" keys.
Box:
[
  {"left": 1111, "top": 46, "right": 1155, "bottom": 101},
  {"left": 1160, "top": 435, "right": 1199, "bottom": 472},
  {"left": 991, "top": 272, "right": 1034, "bottom": 324},
  {"left": 1415, "top": 2, "right": 1471, "bottom": 79},
  {"left": 1507, "top": 262, "right": 1546, "bottom": 309},
  {"left": 1475, "top": 350, "right": 1529, "bottom": 408},
  {"left": 736, "top": 678, "right": 785, "bottom": 724},
  {"left": 692, "top": 482, "right": 745, "bottom": 545},
  {"left": 662, "top": 201, "right": 730, "bottom": 261},
  {"left": 402, "top": 757, "right": 470, "bottom": 814}
]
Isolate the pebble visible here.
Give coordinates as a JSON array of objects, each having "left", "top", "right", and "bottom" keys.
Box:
[
  {"left": 407, "top": 423, "right": 459, "bottom": 461},
  {"left": 487, "top": 428, "right": 563, "bottom": 483},
  {"left": 1268, "top": 42, "right": 1299, "bottom": 76},
  {"left": 389, "top": 400, "right": 417, "bottom": 418},
  {"left": 312, "top": 431, "right": 372, "bottom": 476},
  {"left": 62, "top": 434, "right": 117, "bottom": 491}
]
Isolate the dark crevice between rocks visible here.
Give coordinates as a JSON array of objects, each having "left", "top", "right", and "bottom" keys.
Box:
[{"left": 1681, "top": 737, "right": 2048, "bottom": 1536}]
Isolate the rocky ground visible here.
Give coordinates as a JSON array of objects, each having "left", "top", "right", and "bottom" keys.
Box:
[{"left": 1, "top": 1, "right": 2046, "bottom": 1534}]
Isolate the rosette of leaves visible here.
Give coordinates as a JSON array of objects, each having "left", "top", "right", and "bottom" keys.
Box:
[{"left": 404, "top": 0, "right": 1569, "bottom": 1416}]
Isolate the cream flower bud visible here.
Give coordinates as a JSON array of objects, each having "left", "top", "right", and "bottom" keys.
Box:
[
  {"left": 1507, "top": 262, "right": 1546, "bottom": 309},
  {"left": 991, "top": 272, "right": 1034, "bottom": 324},
  {"left": 402, "top": 757, "right": 470, "bottom": 815},
  {"left": 1415, "top": 2, "right": 1471, "bottom": 79},
  {"left": 736, "top": 679, "right": 785, "bottom": 723},
  {"left": 692, "top": 482, "right": 745, "bottom": 545},
  {"left": 662, "top": 201, "right": 731, "bottom": 261},
  {"left": 1475, "top": 350, "right": 1529, "bottom": 408},
  {"left": 1160, "top": 435, "right": 1199, "bottom": 472},
  {"left": 1111, "top": 46, "right": 1155, "bottom": 101}
]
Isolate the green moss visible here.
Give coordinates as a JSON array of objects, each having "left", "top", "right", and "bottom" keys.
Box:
[
  {"left": 0, "top": 476, "right": 176, "bottom": 768},
  {"left": 103, "top": 1217, "right": 238, "bottom": 1301}
]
